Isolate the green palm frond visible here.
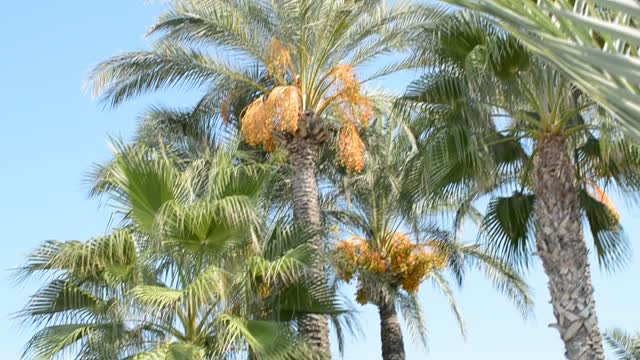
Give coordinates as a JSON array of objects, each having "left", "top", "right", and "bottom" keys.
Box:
[
  {"left": 155, "top": 201, "right": 249, "bottom": 253},
  {"left": 23, "top": 323, "right": 122, "bottom": 360},
  {"left": 126, "top": 342, "right": 206, "bottom": 360},
  {"left": 577, "top": 134, "right": 640, "bottom": 195},
  {"left": 90, "top": 142, "right": 187, "bottom": 232},
  {"left": 480, "top": 192, "right": 535, "bottom": 270},
  {"left": 453, "top": 242, "right": 533, "bottom": 317},
  {"left": 430, "top": 272, "right": 466, "bottom": 339},
  {"left": 147, "top": 0, "right": 272, "bottom": 59},
  {"left": 18, "top": 229, "right": 138, "bottom": 281},
  {"left": 580, "top": 189, "right": 630, "bottom": 271},
  {"left": 270, "top": 280, "right": 348, "bottom": 320},
  {"left": 440, "top": 0, "right": 640, "bottom": 140},
  {"left": 135, "top": 104, "right": 221, "bottom": 155},
  {"left": 215, "top": 314, "right": 305, "bottom": 360},
  {"left": 88, "top": 43, "right": 265, "bottom": 108},
  {"left": 248, "top": 245, "right": 314, "bottom": 286},
  {"left": 396, "top": 292, "right": 428, "bottom": 348},
  {"left": 19, "top": 140, "right": 345, "bottom": 359},
  {"left": 130, "top": 285, "right": 183, "bottom": 315},
  {"left": 605, "top": 328, "right": 640, "bottom": 360},
  {"left": 19, "top": 280, "right": 112, "bottom": 328},
  {"left": 405, "top": 9, "right": 640, "bottom": 274}
]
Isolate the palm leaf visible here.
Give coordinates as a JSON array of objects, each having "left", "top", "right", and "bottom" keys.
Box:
[
  {"left": 580, "top": 189, "right": 630, "bottom": 271},
  {"left": 440, "top": 0, "right": 640, "bottom": 140},
  {"left": 480, "top": 192, "right": 535, "bottom": 270},
  {"left": 605, "top": 328, "right": 640, "bottom": 360}
]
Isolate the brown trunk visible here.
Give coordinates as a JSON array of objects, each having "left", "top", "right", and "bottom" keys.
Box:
[
  {"left": 287, "top": 135, "right": 330, "bottom": 357},
  {"left": 534, "top": 135, "right": 605, "bottom": 360},
  {"left": 378, "top": 299, "right": 405, "bottom": 360}
]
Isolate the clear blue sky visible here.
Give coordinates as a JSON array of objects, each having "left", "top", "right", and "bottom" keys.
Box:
[{"left": 1, "top": 1, "right": 638, "bottom": 359}]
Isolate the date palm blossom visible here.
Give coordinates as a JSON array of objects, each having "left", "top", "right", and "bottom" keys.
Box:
[
  {"left": 400, "top": 11, "right": 640, "bottom": 359},
  {"left": 15, "top": 142, "right": 348, "bottom": 360},
  {"left": 328, "top": 119, "right": 532, "bottom": 360},
  {"left": 86, "top": 1, "right": 446, "bottom": 352}
]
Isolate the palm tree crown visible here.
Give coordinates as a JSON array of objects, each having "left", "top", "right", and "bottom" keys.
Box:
[
  {"left": 17, "top": 143, "right": 344, "bottom": 360},
  {"left": 400, "top": 10, "right": 640, "bottom": 359},
  {"left": 88, "top": 0, "right": 444, "bottom": 171},
  {"left": 401, "top": 11, "right": 640, "bottom": 271},
  {"left": 439, "top": 0, "right": 640, "bottom": 141},
  {"left": 327, "top": 118, "right": 532, "bottom": 359}
]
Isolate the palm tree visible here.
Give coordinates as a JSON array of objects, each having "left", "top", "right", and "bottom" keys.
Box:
[
  {"left": 86, "top": 1, "right": 444, "bottom": 352},
  {"left": 16, "top": 142, "right": 344, "bottom": 359},
  {"left": 605, "top": 328, "right": 640, "bottom": 360},
  {"left": 438, "top": 0, "right": 640, "bottom": 141},
  {"left": 401, "top": 12, "right": 640, "bottom": 359},
  {"left": 329, "top": 119, "right": 532, "bottom": 360}
]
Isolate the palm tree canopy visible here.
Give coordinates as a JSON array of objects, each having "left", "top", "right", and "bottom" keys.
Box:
[
  {"left": 87, "top": 0, "right": 446, "bottom": 171},
  {"left": 439, "top": 0, "right": 640, "bottom": 141},
  {"left": 328, "top": 118, "right": 532, "bottom": 347},
  {"left": 16, "top": 142, "right": 348, "bottom": 360},
  {"left": 399, "top": 11, "right": 640, "bottom": 271}
]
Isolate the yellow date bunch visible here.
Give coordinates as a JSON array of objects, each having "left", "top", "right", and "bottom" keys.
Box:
[
  {"left": 335, "top": 233, "right": 448, "bottom": 304},
  {"left": 331, "top": 65, "right": 372, "bottom": 173},
  {"left": 238, "top": 39, "right": 372, "bottom": 172}
]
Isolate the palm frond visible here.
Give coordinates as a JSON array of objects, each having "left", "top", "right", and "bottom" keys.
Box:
[
  {"left": 439, "top": 0, "right": 640, "bottom": 140},
  {"left": 88, "top": 43, "right": 265, "bottom": 108},
  {"left": 480, "top": 192, "right": 535, "bottom": 271},
  {"left": 430, "top": 272, "right": 466, "bottom": 339},
  {"left": 396, "top": 292, "right": 428, "bottom": 349},
  {"left": 604, "top": 328, "right": 640, "bottom": 360},
  {"left": 580, "top": 189, "right": 630, "bottom": 271}
]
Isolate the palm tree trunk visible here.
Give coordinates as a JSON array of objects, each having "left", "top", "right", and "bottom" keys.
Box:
[
  {"left": 287, "top": 136, "right": 330, "bottom": 357},
  {"left": 534, "top": 134, "right": 605, "bottom": 360},
  {"left": 378, "top": 299, "right": 405, "bottom": 360}
]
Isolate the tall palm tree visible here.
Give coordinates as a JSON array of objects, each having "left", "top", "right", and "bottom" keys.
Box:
[
  {"left": 438, "top": 0, "right": 640, "bottom": 141},
  {"left": 605, "top": 328, "right": 640, "bottom": 360},
  {"left": 329, "top": 119, "right": 532, "bottom": 360},
  {"left": 16, "top": 143, "right": 344, "bottom": 359},
  {"left": 87, "top": 1, "right": 444, "bottom": 352},
  {"left": 401, "top": 12, "right": 640, "bottom": 359}
]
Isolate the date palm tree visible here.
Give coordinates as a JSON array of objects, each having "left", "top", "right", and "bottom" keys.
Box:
[
  {"left": 401, "top": 12, "right": 640, "bottom": 359},
  {"left": 87, "top": 1, "right": 445, "bottom": 353},
  {"left": 329, "top": 119, "right": 532, "bottom": 360},
  {"left": 16, "top": 142, "right": 344, "bottom": 359},
  {"left": 605, "top": 328, "right": 640, "bottom": 360},
  {"left": 439, "top": 0, "right": 640, "bottom": 141}
]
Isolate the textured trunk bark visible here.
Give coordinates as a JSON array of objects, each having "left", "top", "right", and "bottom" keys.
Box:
[
  {"left": 287, "top": 136, "right": 330, "bottom": 357},
  {"left": 378, "top": 300, "right": 405, "bottom": 360},
  {"left": 534, "top": 135, "right": 605, "bottom": 360}
]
